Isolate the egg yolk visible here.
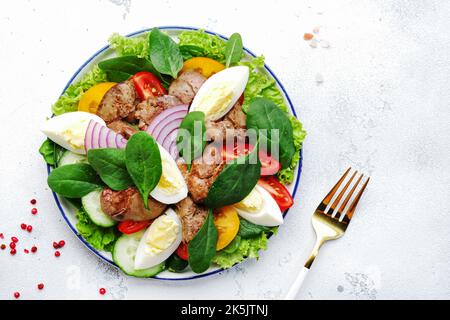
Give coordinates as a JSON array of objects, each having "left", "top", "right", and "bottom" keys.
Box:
[
  {"left": 235, "top": 188, "right": 263, "bottom": 213},
  {"left": 195, "top": 83, "right": 234, "bottom": 119},
  {"left": 157, "top": 159, "right": 183, "bottom": 195},
  {"left": 145, "top": 217, "right": 179, "bottom": 254},
  {"left": 62, "top": 119, "right": 89, "bottom": 151}
]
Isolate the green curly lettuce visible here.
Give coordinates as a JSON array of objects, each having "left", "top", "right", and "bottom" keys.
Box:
[
  {"left": 75, "top": 207, "right": 118, "bottom": 252},
  {"left": 52, "top": 66, "right": 107, "bottom": 115},
  {"left": 212, "top": 232, "right": 268, "bottom": 269},
  {"left": 240, "top": 56, "right": 306, "bottom": 184},
  {"left": 178, "top": 30, "right": 227, "bottom": 63},
  {"left": 109, "top": 33, "right": 149, "bottom": 58}
]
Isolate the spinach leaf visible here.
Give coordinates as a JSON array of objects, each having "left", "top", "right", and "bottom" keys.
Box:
[
  {"left": 246, "top": 98, "right": 295, "bottom": 169},
  {"left": 39, "top": 139, "right": 57, "bottom": 166},
  {"left": 149, "top": 28, "right": 184, "bottom": 78},
  {"left": 125, "top": 132, "right": 162, "bottom": 209},
  {"left": 204, "top": 147, "right": 261, "bottom": 208},
  {"left": 176, "top": 111, "right": 206, "bottom": 169},
  {"left": 238, "top": 218, "right": 271, "bottom": 239},
  {"left": 179, "top": 44, "right": 206, "bottom": 61},
  {"left": 87, "top": 148, "right": 134, "bottom": 191},
  {"left": 224, "top": 33, "right": 243, "bottom": 68},
  {"left": 39, "top": 139, "right": 65, "bottom": 166},
  {"left": 47, "top": 163, "right": 103, "bottom": 198},
  {"left": 98, "top": 56, "right": 162, "bottom": 82},
  {"left": 188, "top": 209, "right": 218, "bottom": 273}
]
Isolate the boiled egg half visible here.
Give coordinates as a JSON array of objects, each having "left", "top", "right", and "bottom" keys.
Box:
[
  {"left": 134, "top": 208, "right": 182, "bottom": 270},
  {"left": 150, "top": 144, "right": 188, "bottom": 204},
  {"left": 233, "top": 185, "right": 284, "bottom": 227},
  {"left": 189, "top": 66, "right": 249, "bottom": 121},
  {"left": 41, "top": 111, "right": 106, "bottom": 154}
]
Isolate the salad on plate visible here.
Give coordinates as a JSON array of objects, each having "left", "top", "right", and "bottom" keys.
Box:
[{"left": 39, "top": 28, "right": 306, "bottom": 278}]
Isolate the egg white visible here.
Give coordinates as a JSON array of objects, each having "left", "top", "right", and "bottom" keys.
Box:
[
  {"left": 41, "top": 111, "right": 106, "bottom": 154},
  {"left": 150, "top": 145, "right": 188, "bottom": 204},
  {"left": 134, "top": 209, "right": 182, "bottom": 270},
  {"left": 190, "top": 66, "right": 249, "bottom": 121},
  {"left": 234, "top": 185, "right": 284, "bottom": 227}
]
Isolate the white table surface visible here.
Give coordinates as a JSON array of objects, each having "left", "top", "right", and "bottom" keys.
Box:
[{"left": 1, "top": 0, "right": 449, "bottom": 300}]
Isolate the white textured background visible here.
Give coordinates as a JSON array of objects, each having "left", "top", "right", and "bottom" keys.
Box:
[{"left": 1, "top": 0, "right": 449, "bottom": 300}]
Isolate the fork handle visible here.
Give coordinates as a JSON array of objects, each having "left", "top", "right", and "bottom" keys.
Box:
[{"left": 284, "top": 267, "right": 309, "bottom": 300}]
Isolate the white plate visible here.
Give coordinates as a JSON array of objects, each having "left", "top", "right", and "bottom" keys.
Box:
[{"left": 49, "top": 26, "right": 304, "bottom": 281}]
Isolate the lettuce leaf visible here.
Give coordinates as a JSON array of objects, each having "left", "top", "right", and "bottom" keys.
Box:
[
  {"left": 212, "top": 232, "right": 268, "bottom": 269},
  {"left": 178, "top": 30, "right": 227, "bottom": 63},
  {"left": 52, "top": 66, "right": 107, "bottom": 115},
  {"left": 75, "top": 207, "right": 118, "bottom": 252},
  {"left": 109, "top": 33, "right": 149, "bottom": 58},
  {"left": 240, "top": 56, "right": 306, "bottom": 184}
]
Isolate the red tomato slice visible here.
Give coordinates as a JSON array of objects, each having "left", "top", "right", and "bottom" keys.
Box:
[
  {"left": 258, "top": 176, "right": 294, "bottom": 212},
  {"left": 221, "top": 143, "right": 281, "bottom": 176},
  {"left": 132, "top": 71, "right": 166, "bottom": 100},
  {"left": 117, "top": 220, "right": 152, "bottom": 235},
  {"left": 176, "top": 242, "right": 189, "bottom": 261}
]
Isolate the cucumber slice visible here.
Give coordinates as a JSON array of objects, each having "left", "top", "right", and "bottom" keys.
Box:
[
  {"left": 58, "top": 151, "right": 87, "bottom": 167},
  {"left": 81, "top": 190, "right": 116, "bottom": 227},
  {"left": 113, "top": 231, "right": 165, "bottom": 277}
]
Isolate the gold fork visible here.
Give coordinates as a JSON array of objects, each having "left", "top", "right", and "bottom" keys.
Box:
[{"left": 285, "top": 168, "right": 370, "bottom": 299}]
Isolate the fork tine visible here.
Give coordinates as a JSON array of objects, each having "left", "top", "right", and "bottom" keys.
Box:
[
  {"left": 343, "top": 177, "right": 370, "bottom": 222},
  {"left": 337, "top": 173, "right": 364, "bottom": 217},
  {"left": 319, "top": 168, "right": 351, "bottom": 211},
  {"left": 328, "top": 170, "right": 358, "bottom": 218}
]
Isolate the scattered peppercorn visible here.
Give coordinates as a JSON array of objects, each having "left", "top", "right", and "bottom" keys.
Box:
[
  {"left": 9, "top": 242, "right": 16, "bottom": 249},
  {"left": 20, "top": 223, "right": 27, "bottom": 230},
  {"left": 14, "top": 292, "right": 20, "bottom": 299},
  {"left": 54, "top": 251, "right": 61, "bottom": 257},
  {"left": 30, "top": 199, "right": 37, "bottom": 205},
  {"left": 58, "top": 240, "right": 65, "bottom": 248},
  {"left": 99, "top": 288, "right": 106, "bottom": 295},
  {"left": 26, "top": 225, "right": 32, "bottom": 233},
  {"left": 31, "top": 208, "right": 38, "bottom": 215},
  {"left": 10, "top": 248, "right": 17, "bottom": 255},
  {"left": 37, "top": 283, "right": 44, "bottom": 290},
  {"left": 1, "top": 244, "right": 6, "bottom": 250},
  {"left": 31, "top": 246, "right": 37, "bottom": 253},
  {"left": 11, "top": 237, "right": 18, "bottom": 243}
]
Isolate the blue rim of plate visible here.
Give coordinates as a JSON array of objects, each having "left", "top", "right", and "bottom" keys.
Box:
[{"left": 48, "top": 26, "right": 303, "bottom": 281}]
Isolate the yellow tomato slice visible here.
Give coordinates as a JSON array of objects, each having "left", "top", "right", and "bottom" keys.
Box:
[
  {"left": 78, "top": 82, "right": 117, "bottom": 114},
  {"left": 213, "top": 206, "right": 240, "bottom": 251},
  {"left": 182, "top": 57, "right": 225, "bottom": 78}
]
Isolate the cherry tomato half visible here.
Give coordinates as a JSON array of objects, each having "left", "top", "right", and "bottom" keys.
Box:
[
  {"left": 176, "top": 242, "right": 189, "bottom": 261},
  {"left": 258, "top": 176, "right": 294, "bottom": 212},
  {"left": 221, "top": 143, "right": 281, "bottom": 176},
  {"left": 117, "top": 220, "right": 152, "bottom": 235},
  {"left": 132, "top": 71, "right": 166, "bottom": 100}
]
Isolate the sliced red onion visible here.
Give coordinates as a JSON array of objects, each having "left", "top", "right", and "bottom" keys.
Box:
[
  {"left": 99, "top": 126, "right": 108, "bottom": 148},
  {"left": 84, "top": 120, "right": 95, "bottom": 152},
  {"left": 85, "top": 120, "right": 128, "bottom": 151},
  {"left": 92, "top": 122, "right": 100, "bottom": 149},
  {"left": 162, "top": 128, "right": 180, "bottom": 151},
  {"left": 146, "top": 105, "right": 188, "bottom": 159},
  {"left": 150, "top": 110, "right": 188, "bottom": 142},
  {"left": 169, "top": 142, "right": 179, "bottom": 160}
]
